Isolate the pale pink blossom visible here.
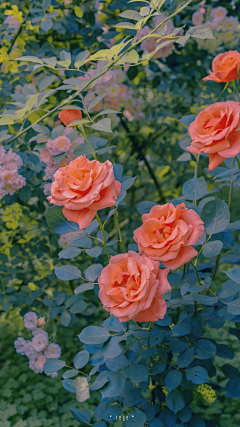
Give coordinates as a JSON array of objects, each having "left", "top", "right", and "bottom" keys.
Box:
[
  {"left": 14, "top": 337, "right": 27, "bottom": 355},
  {"left": 45, "top": 371, "right": 58, "bottom": 378},
  {"left": 58, "top": 231, "right": 80, "bottom": 247},
  {"left": 4, "top": 16, "right": 21, "bottom": 30},
  {"left": 192, "top": 11, "right": 204, "bottom": 26},
  {"left": 46, "top": 136, "right": 71, "bottom": 156},
  {"left": 24, "top": 312, "right": 38, "bottom": 329},
  {"left": 32, "top": 333, "right": 48, "bottom": 352},
  {"left": 210, "top": 6, "right": 228, "bottom": 22},
  {"left": 24, "top": 342, "right": 39, "bottom": 359},
  {"left": 44, "top": 343, "right": 62, "bottom": 359},
  {"left": 40, "top": 149, "right": 51, "bottom": 164},
  {"left": 29, "top": 353, "right": 46, "bottom": 373}
]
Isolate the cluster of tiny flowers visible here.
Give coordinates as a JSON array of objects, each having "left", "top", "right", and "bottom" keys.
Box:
[
  {"left": 0, "top": 146, "right": 26, "bottom": 197},
  {"left": 192, "top": 5, "right": 240, "bottom": 52},
  {"left": 79, "top": 64, "right": 144, "bottom": 121},
  {"left": 14, "top": 311, "right": 61, "bottom": 377},
  {"left": 39, "top": 128, "right": 84, "bottom": 195},
  {"left": 138, "top": 13, "right": 183, "bottom": 59}
]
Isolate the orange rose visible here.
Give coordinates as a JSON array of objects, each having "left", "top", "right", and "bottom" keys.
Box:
[
  {"left": 133, "top": 203, "right": 204, "bottom": 270},
  {"left": 58, "top": 109, "right": 82, "bottom": 127},
  {"left": 47, "top": 155, "right": 121, "bottom": 229},
  {"left": 98, "top": 251, "right": 171, "bottom": 322},
  {"left": 203, "top": 51, "right": 240, "bottom": 83},
  {"left": 187, "top": 101, "right": 240, "bottom": 170}
]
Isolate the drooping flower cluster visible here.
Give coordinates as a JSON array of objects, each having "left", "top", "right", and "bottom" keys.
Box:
[
  {"left": 14, "top": 311, "right": 61, "bottom": 376},
  {"left": 138, "top": 13, "right": 183, "bottom": 59},
  {"left": 192, "top": 6, "right": 240, "bottom": 52},
  {"left": 39, "top": 128, "right": 85, "bottom": 195},
  {"left": 79, "top": 65, "right": 145, "bottom": 121},
  {"left": 0, "top": 146, "right": 26, "bottom": 197}
]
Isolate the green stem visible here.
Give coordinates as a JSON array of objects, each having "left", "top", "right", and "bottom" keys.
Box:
[
  {"left": 190, "top": 261, "right": 201, "bottom": 285},
  {"left": 193, "top": 154, "right": 200, "bottom": 205},
  {"left": 96, "top": 213, "right": 110, "bottom": 259},
  {"left": 114, "top": 214, "right": 126, "bottom": 253},
  {"left": 8, "top": 0, "right": 193, "bottom": 145},
  {"left": 212, "top": 254, "right": 220, "bottom": 281},
  {"left": 80, "top": 125, "right": 97, "bottom": 160},
  {"left": 181, "top": 263, "right": 186, "bottom": 282}
]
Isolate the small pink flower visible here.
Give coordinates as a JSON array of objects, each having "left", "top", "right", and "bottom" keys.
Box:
[
  {"left": 29, "top": 353, "right": 46, "bottom": 373},
  {"left": 44, "top": 343, "right": 62, "bottom": 359},
  {"left": 200, "top": 8, "right": 206, "bottom": 14},
  {"left": 24, "top": 342, "right": 39, "bottom": 359},
  {"left": 192, "top": 11, "right": 204, "bottom": 25},
  {"left": 210, "top": 6, "right": 228, "bottom": 22},
  {"left": 32, "top": 333, "right": 48, "bottom": 352},
  {"left": 14, "top": 337, "right": 27, "bottom": 355},
  {"left": 24, "top": 312, "right": 38, "bottom": 329},
  {"left": 40, "top": 149, "right": 51, "bottom": 164},
  {"left": 46, "top": 136, "right": 71, "bottom": 156}
]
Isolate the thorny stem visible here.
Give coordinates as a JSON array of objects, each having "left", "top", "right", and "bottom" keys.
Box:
[
  {"left": 8, "top": 0, "right": 193, "bottom": 144},
  {"left": 96, "top": 213, "right": 110, "bottom": 259},
  {"left": 235, "top": 156, "right": 240, "bottom": 169}
]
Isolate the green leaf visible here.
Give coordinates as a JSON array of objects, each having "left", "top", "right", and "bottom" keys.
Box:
[
  {"left": 114, "top": 22, "right": 136, "bottom": 30},
  {"left": 15, "top": 55, "right": 43, "bottom": 64},
  {"left": 44, "top": 358, "right": 65, "bottom": 373},
  {"left": 60, "top": 311, "right": 71, "bottom": 327},
  {"left": 91, "top": 118, "right": 112, "bottom": 133},
  {"left": 88, "top": 93, "right": 108, "bottom": 111},
  {"left": 74, "top": 282, "right": 95, "bottom": 294},
  {"left": 46, "top": 206, "right": 79, "bottom": 234},
  {"left": 40, "top": 18, "right": 53, "bottom": 32},
  {"left": 119, "top": 10, "right": 142, "bottom": 21},
  {"left": 74, "top": 50, "right": 90, "bottom": 68},
  {"left": 52, "top": 153, "right": 67, "bottom": 164},
  {"left": 55, "top": 265, "right": 82, "bottom": 281},
  {"left": 187, "top": 25, "right": 215, "bottom": 40},
  {"left": 0, "top": 117, "right": 15, "bottom": 125},
  {"left": 94, "top": 109, "right": 120, "bottom": 119},
  {"left": 126, "top": 50, "right": 139, "bottom": 64}
]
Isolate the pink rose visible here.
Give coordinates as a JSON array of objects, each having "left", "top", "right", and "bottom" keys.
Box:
[
  {"left": 187, "top": 101, "right": 240, "bottom": 170},
  {"left": 47, "top": 155, "right": 121, "bottom": 229},
  {"left": 98, "top": 251, "right": 171, "bottom": 322},
  {"left": 134, "top": 203, "right": 204, "bottom": 270}
]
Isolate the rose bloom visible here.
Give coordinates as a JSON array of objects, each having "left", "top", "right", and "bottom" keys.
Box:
[
  {"left": 203, "top": 51, "right": 240, "bottom": 83},
  {"left": 98, "top": 251, "right": 171, "bottom": 322},
  {"left": 24, "top": 311, "right": 38, "bottom": 330},
  {"left": 58, "top": 108, "right": 82, "bottom": 127},
  {"left": 134, "top": 203, "right": 204, "bottom": 270},
  {"left": 187, "top": 101, "right": 240, "bottom": 170},
  {"left": 47, "top": 155, "right": 121, "bottom": 229}
]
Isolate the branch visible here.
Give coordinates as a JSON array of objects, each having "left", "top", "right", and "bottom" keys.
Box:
[{"left": 120, "top": 117, "right": 166, "bottom": 203}]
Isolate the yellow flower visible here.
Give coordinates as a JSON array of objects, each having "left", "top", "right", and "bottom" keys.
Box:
[{"left": 197, "top": 384, "right": 217, "bottom": 405}]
